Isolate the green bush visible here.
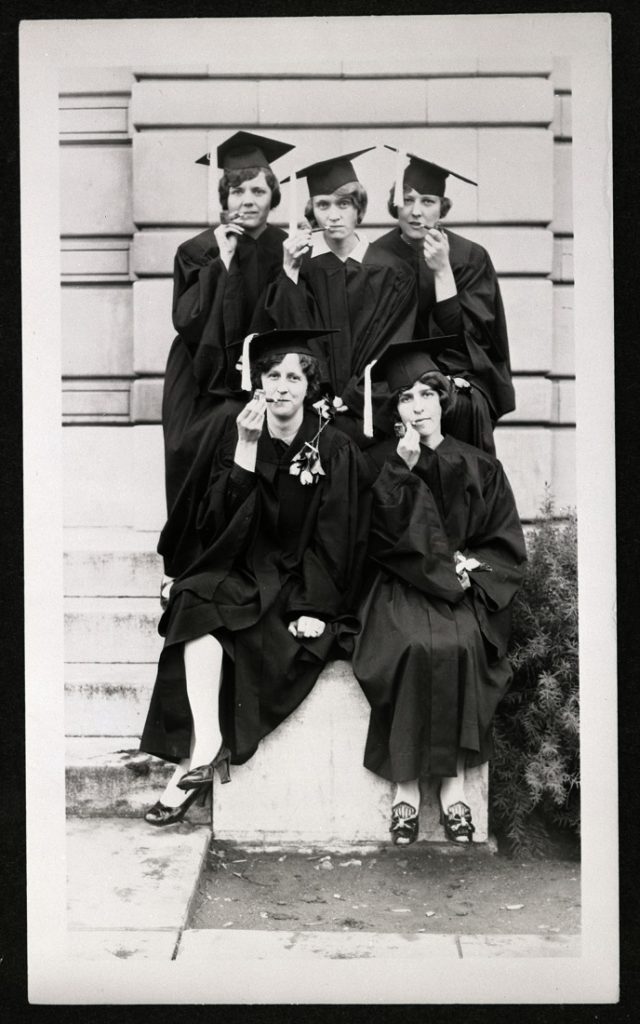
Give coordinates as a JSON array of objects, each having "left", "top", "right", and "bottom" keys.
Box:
[{"left": 490, "top": 494, "right": 580, "bottom": 856}]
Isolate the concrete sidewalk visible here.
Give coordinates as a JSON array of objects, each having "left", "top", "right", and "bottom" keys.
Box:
[{"left": 65, "top": 817, "right": 580, "bottom": 962}]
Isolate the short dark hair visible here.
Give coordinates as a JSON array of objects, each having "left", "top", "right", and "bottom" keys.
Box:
[
  {"left": 218, "top": 166, "right": 281, "bottom": 211},
  {"left": 251, "top": 352, "right": 323, "bottom": 403},
  {"left": 304, "top": 181, "right": 368, "bottom": 228},
  {"left": 387, "top": 187, "right": 452, "bottom": 221},
  {"left": 395, "top": 370, "right": 452, "bottom": 414}
]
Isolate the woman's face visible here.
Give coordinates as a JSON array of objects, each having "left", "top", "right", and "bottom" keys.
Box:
[
  {"left": 261, "top": 353, "right": 309, "bottom": 421},
  {"left": 311, "top": 192, "right": 359, "bottom": 239},
  {"left": 226, "top": 171, "right": 272, "bottom": 236},
  {"left": 397, "top": 187, "right": 442, "bottom": 239},
  {"left": 397, "top": 379, "right": 443, "bottom": 441}
]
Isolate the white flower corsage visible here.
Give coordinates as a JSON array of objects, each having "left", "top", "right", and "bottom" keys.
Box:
[
  {"left": 289, "top": 402, "right": 333, "bottom": 485},
  {"left": 454, "top": 551, "right": 492, "bottom": 576}
]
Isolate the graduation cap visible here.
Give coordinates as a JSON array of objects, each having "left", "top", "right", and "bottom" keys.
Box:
[
  {"left": 196, "top": 130, "right": 294, "bottom": 169},
  {"left": 384, "top": 145, "right": 477, "bottom": 205},
  {"left": 363, "top": 335, "right": 462, "bottom": 437},
  {"left": 240, "top": 328, "right": 337, "bottom": 391},
  {"left": 281, "top": 148, "right": 375, "bottom": 197}
]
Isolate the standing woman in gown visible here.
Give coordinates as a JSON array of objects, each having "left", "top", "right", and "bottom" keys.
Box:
[
  {"left": 160, "top": 131, "right": 294, "bottom": 585},
  {"left": 353, "top": 338, "right": 526, "bottom": 845},
  {"left": 141, "top": 329, "right": 364, "bottom": 825},
  {"left": 264, "top": 150, "right": 416, "bottom": 447},
  {"left": 370, "top": 148, "right": 515, "bottom": 455}
]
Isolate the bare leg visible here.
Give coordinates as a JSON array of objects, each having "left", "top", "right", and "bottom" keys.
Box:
[
  {"left": 157, "top": 635, "right": 223, "bottom": 808},
  {"left": 438, "top": 751, "right": 467, "bottom": 813},
  {"left": 393, "top": 779, "right": 421, "bottom": 816}
]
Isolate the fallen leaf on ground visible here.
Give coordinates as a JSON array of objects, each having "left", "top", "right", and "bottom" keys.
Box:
[
  {"left": 319, "top": 862, "right": 334, "bottom": 871},
  {"left": 425, "top": 911, "right": 435, "bottom": 918},
  {"left": 506, "top": 904, "right": 525, "bottom": 911},
  {"left": 222, "top": 922, "right": 233, "bottom": 928},
  {"left": 391, "top": 908, "right": 411, "bottom": 913},
  {"left": 455, "top": 911, "right": 469, "bottom": 917},
  {"left": 259, "top": 912, "right": 268, "bottom": 919},
  {"left": 339, "top": 859, "right": 362, "bottom": 867},
  {"left": 277, "top": 855, "right": 287, "bottom": 862}
]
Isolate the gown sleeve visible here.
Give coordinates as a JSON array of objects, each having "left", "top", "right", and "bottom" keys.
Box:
[
  {"left": 367, "top": 454, "right": 466, "bottom": 604},
  {"left": 428, "top": 244, "right": 514, "bottom": 417},
  {"left": 282, "top": 436, "right": 367, "bottom": 628},
  {"left": 460, "top": 458, "right": 527, "bottom": 656},
  {"left": 172, "top": 240, "right": 227, "bottom": 349}
]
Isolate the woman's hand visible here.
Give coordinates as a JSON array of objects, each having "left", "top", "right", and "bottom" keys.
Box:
[
  {"left": 236, "top": 391, "right": 267, "bottom": 444},
  {"left": 422, "top": 226, "right": 451, "bottom": 275},
  {"left": 396, "top": 421, "right": 421, "bottom": 470},
  {"left": 214, "top": 215, "right": 244, "bottom": 267},
  {"left": 283, "top": 223, "right": 313, "bottom": 277},
  {"left": 288, "top": 615, "right": 326, "bottom": 639}
]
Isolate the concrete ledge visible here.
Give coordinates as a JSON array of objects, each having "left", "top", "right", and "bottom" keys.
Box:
[
  {"left": 213, "top": 661, "right": 490, "bottom": 848},
  {"left": 176, "top": 927, "right": 579, "bottom": 962},
  {"left": 64, "top": 548, "right": 162, "bottom": 597},
  {"left": 177, "top": 927, "right": 459, "bottom": 960},
  {"left": 64, "top": 664, "right": 157, "bottom": 737}
]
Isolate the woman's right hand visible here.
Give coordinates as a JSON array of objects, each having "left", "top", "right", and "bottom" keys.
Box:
[
  {"left": 214, "top": 215, "right": 244, "bottom": 265},
  {"left": 283, "top": 223, "right": 313, "bottom": 274},
  {"left": 236, "top": 391, "right": 267, "bottom": 445},
  {"left": 396, "top": 422, "right": 421, "bottom": 470}
]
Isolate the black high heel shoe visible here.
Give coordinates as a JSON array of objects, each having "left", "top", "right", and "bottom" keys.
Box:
[
  {"left": 440, "top": 801, "right": 475, "bottom": 844},
  {"left": 144, "top": 782, "right": 210, "bottom": 827},
  {"left": 177, "top": 744, "right": 232, "bottom": 790}
]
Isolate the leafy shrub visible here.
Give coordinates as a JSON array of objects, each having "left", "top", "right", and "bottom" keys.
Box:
[{"left": 490, "top": 494, "right": 579, "bottom": 856}]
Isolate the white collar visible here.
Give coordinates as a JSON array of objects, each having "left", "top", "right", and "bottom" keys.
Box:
[{"left": 310, "top": 232, "right": 369, "bottom": 263}]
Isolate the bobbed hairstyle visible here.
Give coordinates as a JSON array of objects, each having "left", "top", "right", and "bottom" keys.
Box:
[
  {"left": 395, "top": 370, "right": 452, "bottom": 415},
  {"left": 250, "top": 351, "right": 323, "bottom": 404},
  {"left": 387, "top": 187, "right": 452, "bottom": 221},
  {"left": 304, "top": 181, "right": 368, "bottom": 228},
  {"left": 218, "top": 166, "right": 281, "bottom": 211}
]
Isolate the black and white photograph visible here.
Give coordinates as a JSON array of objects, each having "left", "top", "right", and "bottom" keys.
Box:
[{"left": 20, "top": 11, "right": 617, "bottom": 1005}]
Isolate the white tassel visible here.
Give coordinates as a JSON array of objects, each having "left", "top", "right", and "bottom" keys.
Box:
[
  {"left": 393, "top": 148, "right": 406, "bottom": 210},
  {"left": 363, "top": 359, "right": 377, "bottom": 438},
  {"left": 241, "top": 333, "right": 257, "bottom": 392},
  {"left": 207, "top": 130, "right": 217, "bottom": 226},
  {"left": 287, "top": 170, "right": 297, "bottom": 237}
]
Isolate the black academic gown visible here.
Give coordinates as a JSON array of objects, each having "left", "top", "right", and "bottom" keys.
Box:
[
  {"left": 370, "top": 228, "right": 515, "bottom": 454},
  {"left": 352, "top": 435, "right": 526, "bottom": 782},
  {"left": 263, "top": 243, "right": 416, "bottom": 446},
  {"left": 162, "top": 224, "right": 287, "bottom": 513},
  {"left": 140, "top": 411, "right": 365, "bottom": 767}
]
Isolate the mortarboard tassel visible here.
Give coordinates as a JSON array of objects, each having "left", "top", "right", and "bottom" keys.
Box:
[
  {"left": 363, "top": 359, "right": 377, "bottom": 438},
  {"left": 241, "top": 333, "right": 258, "bottom": 392},
  {"left": 393, "top": 148, "right": 406, "bottom": 210},
  {"left": 287, "top": 170, "right": 298, "bottom": 237},
  {"left": 207, "top": 130, "right": 217, "bottom": 225}
]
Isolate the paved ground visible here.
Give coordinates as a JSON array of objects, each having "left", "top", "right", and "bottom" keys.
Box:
[{"left": 65, "top": 817, "right": 580, "bottom": 965}]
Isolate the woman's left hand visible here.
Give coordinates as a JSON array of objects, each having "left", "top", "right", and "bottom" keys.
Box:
[
  {"left": 288, "top": 616, "right": 326, "bottom": 639},
  {"left": 422, "top": 226, "right": 451, "bottom": 274}
]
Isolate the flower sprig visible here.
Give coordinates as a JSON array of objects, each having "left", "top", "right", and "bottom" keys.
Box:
[{"left": 289, "top": 400, "right": 333, "bottom": 485}]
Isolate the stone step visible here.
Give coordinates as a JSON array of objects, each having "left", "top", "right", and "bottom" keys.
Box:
[
  {"left": 64, "top": 549, "right": 162, "bottom": 597},
  {"left": 65, "top": 736, "right": 209, "bottom": 823},
  {"left": 64, "top": 662, "right": 157, "bottom": 736},
  {"left": 65, "top": 596, "right": 164, "bottom": 662},
  {"left": 63, "top": 527, "right": 162, "bottom": 597}
]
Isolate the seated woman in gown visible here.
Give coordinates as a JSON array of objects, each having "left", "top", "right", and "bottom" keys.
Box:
[
  {"left": 141, "top": 329, "right": 364, "bottom": 826},
  {"left": 353, "top": 337, "right": 526, "bottom": 845},
  {"left": 370, "top": 147, "right": 515, "bottom": 455}
]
